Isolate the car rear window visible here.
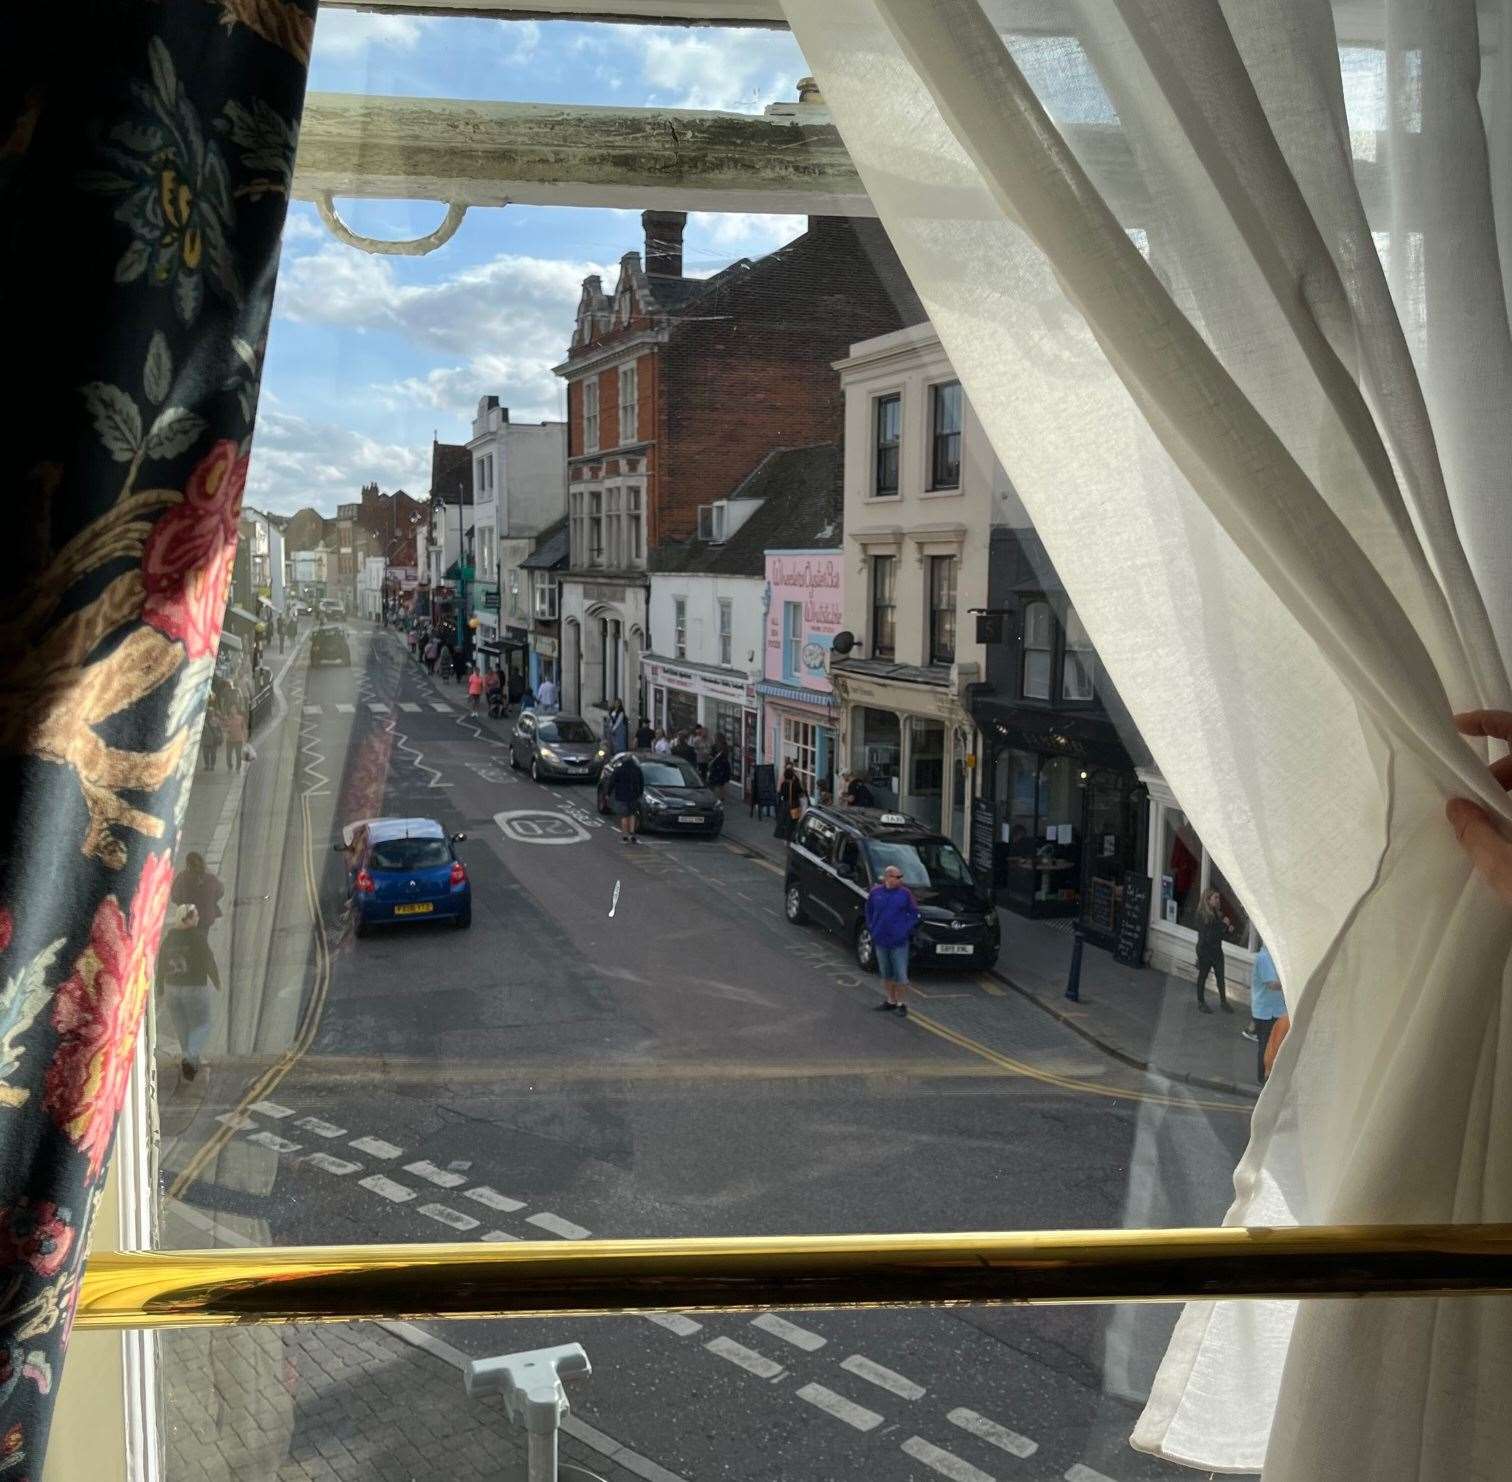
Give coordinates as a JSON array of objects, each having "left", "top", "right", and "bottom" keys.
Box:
[{"left": 368, "top": 839, "right": 450, "bottom": 871}]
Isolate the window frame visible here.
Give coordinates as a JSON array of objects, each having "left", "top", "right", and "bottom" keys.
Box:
[
  {"left": 583, "top": 377, "right": 600, "bottom": 454},
  {"left": 626, "top": 485, "right": 643, "bottom": 565},
  {"left": 927, "top": 553, "right": 958, "bottom": 667},
  {"left": 870, "top": 553, "right": 896, "bottom": 660},
  {"left": 674, "top": 595, "right": 687, "bottom": 659},
  {"left": 718, "top": 597, "right": 733, "bottom": 668},
  {"left": 782, "top": 600, "right": 802, "bottom": 680},
  {"left": 873, "top": 391, "right": 901, "bottom": 498},
  {"left": 928, "top": 379, "right": 963, "bottom": 491},
  {"left": 619, "top": 362, "right": 638, "bottom": 444},
  {"left": 1021, "top": 598, "right": 1055, "bottom": 701},
  {"left": 588, "top": 490, "right": 604, "bottom": 566}
]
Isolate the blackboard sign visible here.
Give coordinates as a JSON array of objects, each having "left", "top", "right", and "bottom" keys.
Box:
[
  {"left": 751, "top": 764, "right": 778, "bottom": 814},
  {"left": 1087, "top": 875, "right": 1116, "bottom": 934},
  {"left": 1113, "top": 871, "right": 1152, "bottom": 967},
  {"left": 971, "top": 798, "right": 998, "bottom": 884}
]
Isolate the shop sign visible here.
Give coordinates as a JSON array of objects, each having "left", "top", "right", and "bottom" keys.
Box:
[
  {"left": 764, "top": 551, "right": 844, "bottom": 694},
  {"left": 535, "top": 636, "right": 559, "bottom": 658},
  {"left": 583, "top": 582, "right": 627, "bottom": 604},
  {"left": 645, "top": 659, "right": 750, "bottom": 701}
]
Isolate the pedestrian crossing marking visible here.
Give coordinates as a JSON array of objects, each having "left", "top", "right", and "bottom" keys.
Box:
[
  {"left": 946, "top": 1408, "right": 1037, "bottom": 1459},
  {"left": 429, "top": 702, "right": 452, "bottom": 713},
  {"left": 418, "top": 1202, "right": 480, "bottom": 1232},
  {"left": 399, "top": 702, "right": 422, "bottom": 712},
  {"left": 796, "top": 1384, "right": 882, "bottom": 1432},
  {"left": 404, "top": 1159, "right": 467, "bottom": 1188},
  {"left": 335, "top": 703, "right": 355, "bottom": 714},
  {"left": 842, "top": 1354, "right": 925, "bottom": 1399},
  {"left": 250, "top": 1100, "right": 294, "bottom": 1118},
  {"left": 245, "top": 1131, "right": 301, "bottom": 1154},
  {"left": 526, "top": 1212, "right": 591, "bottom": 1240},
  {"left": 350, "top": 1136, "right": 402, "bottom": 1159},
  {"left": 358, "top": 1175, "right": 416, "bottom": 1203},
  {"left": 368, "top": 702, "right": 389, "bottom": 712},
  {"left": 645, "top": 1314, "right": 702, "bottom": 1337},
  {"left": 305, "top": 1153, "right": 361, "bottom": 1176},
  {"left": 303, "top": 704, "right": 321, "bottom": 715},
  {"left": 464, "top": 1186, "right": 525, "bottom": 1212},
  {"left": 705, "top": 1337, "right": 784, "bottom": 1381},
  {"left": 900, "top": 1437, "right": 993, "bottom": 1482},
  {"left": 752, "top": 1314, "right": 826, "bottom": 1351},
  {"left": 295, "top": 1117, "right": 346, "bottom": 1139},
  {"left": 480, "top": 1230, "right": 521, "bottom": 1242}
]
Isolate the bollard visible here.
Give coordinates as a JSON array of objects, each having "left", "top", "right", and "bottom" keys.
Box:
[
  {"left": 1065, "top": 923, "right": 1085, "bottom": 1002},
  {"left": 464, "top": 1341, "right": 607, "bottom": 1482}
]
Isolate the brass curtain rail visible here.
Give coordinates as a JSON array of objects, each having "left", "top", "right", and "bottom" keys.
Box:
[{"left": 77, "top": 1224, "right": 1512, "bottom": 1330}]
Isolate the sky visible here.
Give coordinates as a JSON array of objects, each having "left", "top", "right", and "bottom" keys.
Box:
[{"left": 250, "top": 11, "right": 811, "bottom": 517}]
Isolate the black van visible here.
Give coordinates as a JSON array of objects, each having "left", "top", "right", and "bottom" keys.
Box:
[{"left": 783, "top": 805, "right": 1000, "bottom": 973}]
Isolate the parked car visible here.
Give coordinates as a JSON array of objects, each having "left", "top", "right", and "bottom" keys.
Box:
[
  {"left": 596, "top": 752, "right": 724, "bottom": 837},
  {"left": 337, "top": 817, "right": 470, "bottom": 935},
  {"left": 783, "top": 805, "right": 999, "bottom": 972},
  {"left": 510, "top": 712, "right": 607, "bottom": 782},
  {"left": 319, "top": 599, "right": 345, "bottom": 622},
  {"left": 309, "top": 624, "right": 351, "bottom": 666}
]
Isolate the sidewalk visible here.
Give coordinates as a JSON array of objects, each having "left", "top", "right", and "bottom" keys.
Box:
[{"left": 718, "top": 803, "right": 1260, "bottom": 1100}]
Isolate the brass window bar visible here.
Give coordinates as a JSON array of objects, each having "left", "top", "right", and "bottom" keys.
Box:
[{"left": 79, "top": 1223, "right": 1512, "bottom": 1330}]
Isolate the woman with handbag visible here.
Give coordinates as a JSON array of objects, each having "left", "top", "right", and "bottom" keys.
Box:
[{"left": 775, "top": 763, "right": 807, "bottom": 841}]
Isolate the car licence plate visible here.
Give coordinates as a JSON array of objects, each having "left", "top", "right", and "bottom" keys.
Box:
[
  {"left": 393, "top": 903, "right": 433, "bottom": 916},
  {"left": 678, "top": 815, "right": 705, "bottom": 824},
  {"left": 936, "top": 943, "right": 974, "bottom": 956}
]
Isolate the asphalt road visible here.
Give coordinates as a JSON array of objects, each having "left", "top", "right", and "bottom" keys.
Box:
[{"left": 162, "top": 626, "right": 1254, "bottom": 1482}]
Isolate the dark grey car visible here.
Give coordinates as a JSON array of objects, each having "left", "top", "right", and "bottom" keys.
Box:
[{"left": 509, "top": 711, "right": 607, "bottom": 783}]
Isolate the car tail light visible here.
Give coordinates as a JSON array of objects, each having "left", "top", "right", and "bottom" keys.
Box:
[
  {"left": 450, "top": 861, "right": 467, "bottom": 886},
  {"left": 355, "top": 870, "right": 375, "bottom": 894}
]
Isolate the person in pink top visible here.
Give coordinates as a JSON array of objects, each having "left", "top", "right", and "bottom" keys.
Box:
[{"left": 467, "top": 664, "right": 484, "bottom": 713}]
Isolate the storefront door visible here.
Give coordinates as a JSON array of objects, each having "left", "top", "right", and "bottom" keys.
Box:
[
  {"left": 665, "top": 686, "right": 697, "bottom": 738},
  {"left": 710, "top": 700, "right": 748, "bottom": 783}
]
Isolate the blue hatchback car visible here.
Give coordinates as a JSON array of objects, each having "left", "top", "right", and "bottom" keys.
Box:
[{"left": 339, "top": 817, "right": 471, "bottom": 936}]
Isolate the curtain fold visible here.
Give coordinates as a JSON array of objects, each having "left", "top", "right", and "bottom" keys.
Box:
[
  {"left": 782, "top": 0, "right": 1512, "bottom": 1475},
  {"left": 0, "top": 2, "right": 313, "bottom": 1471}
]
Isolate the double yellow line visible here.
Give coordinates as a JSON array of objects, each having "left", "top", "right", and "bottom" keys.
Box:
[
  {"left": 908, "top": 1008, "right": 1248, "bottom": 1116},
  {"left": 168, "top": 790, "right": 334, "bottom": 1199}
]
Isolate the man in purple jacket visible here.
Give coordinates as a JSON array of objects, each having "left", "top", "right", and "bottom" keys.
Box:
[{"left": 865, "top": 865, "right": 921, "bottom": 1017}]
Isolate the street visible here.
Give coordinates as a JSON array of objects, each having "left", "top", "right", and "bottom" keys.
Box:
[{"left": 159, "top": 624, "right": 1254, "bottom": 1482}]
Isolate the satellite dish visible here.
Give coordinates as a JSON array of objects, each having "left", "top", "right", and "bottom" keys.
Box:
[{"left": 831, "top": 630, "right": 857, "bottom": 656}]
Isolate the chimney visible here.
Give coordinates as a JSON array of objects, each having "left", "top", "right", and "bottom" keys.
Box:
[{"left": 642, "top": 210, "right": 686, "bottom": 277}]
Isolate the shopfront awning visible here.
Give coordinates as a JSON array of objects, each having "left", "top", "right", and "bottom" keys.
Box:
[
  {"left": 224, "top": 604, "right": 261, "bottom": 632},
  {"left": 754, "top": 679, "right": 837, "bottom": 709}
]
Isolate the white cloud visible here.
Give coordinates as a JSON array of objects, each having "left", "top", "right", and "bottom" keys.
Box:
[
  {"left": 685, "top": 211, "right": 803, "bottom": 267},
  {"left": 632, "top": 27, "right": 808, "bottom": 113},
  {"left": 247, "top": 406, "right": 431, "bottom": 516},
  {"left": 311, "top": 11, "right": 424, "bottom": 58}
]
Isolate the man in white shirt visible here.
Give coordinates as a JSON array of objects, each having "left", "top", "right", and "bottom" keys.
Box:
[{"left": 536, "top": 674, "right": 558, "bottom": 712}]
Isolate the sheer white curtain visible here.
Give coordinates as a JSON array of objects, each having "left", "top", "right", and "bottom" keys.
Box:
[{"left": 781, "top": 0, "right": 1512, "bottom": 1475}]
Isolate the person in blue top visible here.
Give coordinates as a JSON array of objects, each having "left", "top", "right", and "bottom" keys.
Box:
[
  {"left": 865, "top": 865, "right": 921, "bottom": 1017},
  {"left": 1249, "top": 941, "right": 1286, "bottom": 1087}
]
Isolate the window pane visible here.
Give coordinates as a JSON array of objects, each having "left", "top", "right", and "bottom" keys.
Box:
[{"left": 1159, "top": 808, "right": 1204, "bottom": 930}]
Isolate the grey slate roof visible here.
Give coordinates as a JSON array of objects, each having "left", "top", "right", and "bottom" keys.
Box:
[
  {"left": 521, "top": 516, "right": 570, "bottom": 571},
  {"left": 649, "top": 445, "right": 842, "bottom": 578}
]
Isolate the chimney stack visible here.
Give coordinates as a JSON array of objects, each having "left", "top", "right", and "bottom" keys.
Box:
[{"left": 642, "top": 210, "right": 687, "bottom": 277}]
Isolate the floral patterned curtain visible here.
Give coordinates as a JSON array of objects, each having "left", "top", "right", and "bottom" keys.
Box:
[{"left": 0, "top": 2, "right": 314, "bottom": 1469}]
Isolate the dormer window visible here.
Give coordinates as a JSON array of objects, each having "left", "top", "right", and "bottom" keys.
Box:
[{"left": 697, "top": 503, "right": 728, "bottom": 544}]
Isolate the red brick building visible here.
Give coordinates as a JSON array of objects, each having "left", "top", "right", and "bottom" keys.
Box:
[{"left": 551, "top": 210, "right": 922, "bottom": 722}]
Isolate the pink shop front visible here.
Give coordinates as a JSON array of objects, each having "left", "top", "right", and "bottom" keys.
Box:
[{"left": 757, "top": 549, "right": 843, "bottom": 801}]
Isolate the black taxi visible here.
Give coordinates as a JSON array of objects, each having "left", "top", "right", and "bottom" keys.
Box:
[{"left": 783, "top": 805, "right": 1000, "bottom": 973}]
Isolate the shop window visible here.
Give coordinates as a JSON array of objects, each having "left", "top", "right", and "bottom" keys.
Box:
[
  {"left": 1062, "top": 604, "right": 1096, "bottom": 700},
  {"left": 906, "top": 717, "right": 945, "bottom": 831},
  {"left": 929, "top": 380, "right": 962, "bottom": 488},
  {"left": 874, "top": 393, "right": 900, "bottom": 496},
  {"left": 1159, "top": 807, "right": 1204, "bottom": 930},
  {"left": 871, "top": 554, "right": 896, "bottom": 658},
  {"left": 1023, "top": 600, "right": 1053, "bottom": 699},
  {"left": 928, "top": 554, "right": 957, "bottom": 665},
  {"left": 1207, "top": 859, "right": 1253, "bottom": 947},
  {"left": 783, "top": 715, "right": 819, "bottom": 797},
  {"left": 850, "top": 708, "right": 900, "bottom": 809},
  {"left": 674, "top": 596, "right": 687, "bottom": 659}
]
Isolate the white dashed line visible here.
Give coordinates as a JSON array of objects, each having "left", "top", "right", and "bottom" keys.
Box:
[
  {"left": 359, "top": 1175, "right": 417, "bottom": 1203},
  {"left": 526, "top": 1213, "right": 591, "bottom": 1240},
  {"left": 751, "top": 1314, "right": 826, "bottom": 1351},
  {"left": 399, "top": 702, "right": 422, "bottom": 712},
  {"left": 215, "top": 1113, "right": 254, "bottom": 1130},
  {"left": 795, "top": 1384, "right": 883, "bottom": 1431},
  {"left": 644, "top": 1314, "right": 702, "bottom": 1337},
  {"left": 1064, "top": 1467, "right": 1118, "bottom": 1482},
  {"left": 335, "top": 703, "right": 355, "bottom": 714},
  {"left": 418, "top": 1203, "right": 481, "bottom": 1232},
  {"left": 947, "top": 1408, "right": 1037, "bottom": 1459},
  {"left": 480, "top": 1230, "right": 520, "bottom": 1242},
  {"left": 250, "top": 1100, "right": 294, "bottom": 1119},
  {"left": 295, "top": 1117, "right": 346, "bottom": 1138},
  {"left": 305, "top": 1153, "right": 361, "bottom": 1176},
  {"left": 704, "top": 1337, "right": 784, "bottom": 1381},
  {"left": 403, "top": 1160, "right": 468, "bottom": 1188},
  {"left": 464, "top": 1186, "right": 525, "bottom": 1212},
  {"left": 841, "top": 1354, "right": 925, "bottom": 1400},
  {"left": 900, "top": 1437, "right": 994, "bottom": 1482},
  {"left": 245, "top": 1132, "right": 300, "bottom": 1154},
  {"left": 368, "top": 702, "right": 389, "bottom": 713},
  {"left": 350, "top": 1137, "right": 403, "bottom": 1159},
  {"left": 303, "top": 704, "right": 321, "bottom": 715},
  {"left": 429, "top": 702, "right": 452, "bottom": 713}
]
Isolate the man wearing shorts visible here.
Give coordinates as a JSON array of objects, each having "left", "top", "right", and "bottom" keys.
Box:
[{"left": 865, "top": 865, "right": 920, "bottom": 1017}]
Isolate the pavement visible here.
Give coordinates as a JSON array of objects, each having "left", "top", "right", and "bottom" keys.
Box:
[{"left": 159, "top": 624, "right": 1257, "bottom": 1482}]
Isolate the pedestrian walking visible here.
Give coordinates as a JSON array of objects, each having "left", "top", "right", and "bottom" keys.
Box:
[
  {"left": 438, "top": 643, "right": 454, "bottom": 684},
  {"left": 605, "top": 699, "right": 630, "bottom": 756},
  {"left": 708, "top": 737, "right": 731, "bottom": 800},
  {"left": 671, "top": 731, "right": 697, "bottom": 766},
  {"left": 222, "top": 703, "right": 248, "bottom": 772},
  {"left": 842, "top": 771, "right": 876, "bottom": 808},
  {"left": 1249, "top": 941, "right": 1286, "bottom": 1087},
  {"left": 866, "top": 865, "right": 920, "bottom": 1016},
  {"left": 775, "top": 763, "right": 807, "bottom": 841},
  {"left": 467, "top": 664, "right": 485, "bottom": 714},
  {"left": 691, "top": 724, "right": 711, "bottom": 778},
  {"left": 610, "top": 752, "right": 644, "bottom": 845},
  {"left": 157, "top": 904, "right": 222, "bottom": 1082},
  {"left": 536, "top": 674, "right": 558, "bottom": 712},
  {"left": 200, "top": 703, "right": 222, "bottom": 771},
  {"left": 171, "top": 852, "right": 224, "bottom": 939},
  {"left": 1193, "top": 887, "right": 1234, "bottom": 1013},
  {"left": 635, "top": 717, "right": 655, "bottom": 751},
  {"left": 424, "top": 636, "right": 439, "bottom": 674},
  {"left": 652, "top": 728, "right": 671, "bottom": 755}
]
